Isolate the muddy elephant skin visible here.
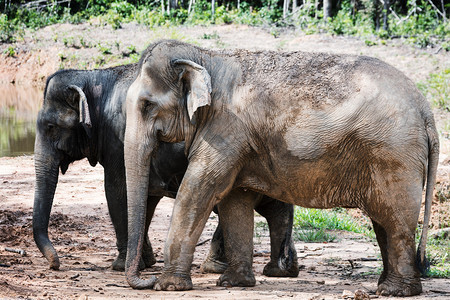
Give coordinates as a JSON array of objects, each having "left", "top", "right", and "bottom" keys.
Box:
[
  {"left": 33, "top": 64, "right": 298, "bottom": 278},
  {"left": 124, "top": 40, "right": 439, "bottom": 296}
]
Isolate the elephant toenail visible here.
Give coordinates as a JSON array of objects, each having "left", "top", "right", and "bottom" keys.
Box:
[{"left": 222, "top": 281, "right": 232, "bottom": 287}]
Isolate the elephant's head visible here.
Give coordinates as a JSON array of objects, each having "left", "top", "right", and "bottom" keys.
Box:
[
  {"left": 34, "top": 71, "right": 95, "bottom": 270},
  {"left": 124, "top": 40, "right": 212, "bottom": 288}
]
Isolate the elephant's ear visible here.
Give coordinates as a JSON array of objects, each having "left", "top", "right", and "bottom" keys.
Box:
[
  {"left": 68, "top": 85, "right": 92, "bottom": 136},
  {"left": 173, "top": 59, "right": 212, "bottom": 124}
]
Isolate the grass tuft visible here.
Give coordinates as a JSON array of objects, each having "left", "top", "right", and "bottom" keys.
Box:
[{"left": 293, "top": 207, "right": 374, "bottom": 242}]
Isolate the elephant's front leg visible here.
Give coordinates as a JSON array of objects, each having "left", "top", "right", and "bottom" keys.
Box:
[
  {"left": 155, "top": 161, "right": 238, "bottom": 291},
  {"left": 142, "top": 195, "right": 161, "bottom": 267},
  {"left": 104, "top": 168, "right": 129, "bottom": 271},
  {"left": 104, "top": 166, "right": 158, "bottom": 271},
  {"left": 256, "top": 197, "right": 299, "bottom": 277},
  {"left": 216, "top": 189, "right": 256, "bottom": 287}
]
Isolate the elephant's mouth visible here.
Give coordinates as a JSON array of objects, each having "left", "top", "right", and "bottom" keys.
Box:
[
  {"left": 59, "top": 153, "right": 76, "bottom": 174},
  {"left": 57, "top": 125, "right": 97, "bottom": 172}
]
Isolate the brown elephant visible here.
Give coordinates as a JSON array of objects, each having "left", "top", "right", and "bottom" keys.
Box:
[{"left": 124, "top": 40, "right": 439, "bottom": 296}]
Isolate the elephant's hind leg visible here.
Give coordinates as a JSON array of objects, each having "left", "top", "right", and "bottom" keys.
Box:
[
  {"left": 375, "top": 225, "right": 421, "bottom": 296},
  {"left": 371, "top": 220, "right": 388, "bottom": 285},
  {"left": 368, "top": 185, "right": 422, "bottom": 296}
]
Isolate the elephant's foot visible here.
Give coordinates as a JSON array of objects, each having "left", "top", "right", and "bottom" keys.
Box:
[
  {"left": 142, "top": 250, "right": 157, "bottom": 268},
  {"left": 376, "top": 274, "right": 422, "bottom": 296},
  {"left": 377, "top": 270, "right": 388, "bottom": 285},
  {"left": 112, "top": 252, "right": 127, "bottom": 271},
  {"left": 263, "top": 260, "right": 299, "bottom": 277},
  {"left": 111, "top": 252, "right": 154, "bottom": 271},
  {"left": 216, "top": 267, "right": 256, "bottom": 287},
  {"left": 200, "top": 257, "right": 228, "bottom": 274},
  {"left": 154, "top": 273, "right": 193, "bottom": 291}
]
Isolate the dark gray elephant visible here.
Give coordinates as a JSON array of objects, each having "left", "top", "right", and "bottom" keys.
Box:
[
  {"left": 124, "top": 40, "right": 439, "bottom": 296},
  {"left": 33, "top": 64, "right": 299, "bottom": 278}
]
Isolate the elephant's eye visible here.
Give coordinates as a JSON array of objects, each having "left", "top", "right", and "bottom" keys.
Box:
[
  {"left": 139, "top": 99, "right": 155, "bottom": 115},
  {"left": 47, "top": 123, "right": 56, "bottom": 130}
]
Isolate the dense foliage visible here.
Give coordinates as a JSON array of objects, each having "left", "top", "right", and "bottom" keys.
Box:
[{"left": 0, "top": 0, "right": 448, "bottom": 48}]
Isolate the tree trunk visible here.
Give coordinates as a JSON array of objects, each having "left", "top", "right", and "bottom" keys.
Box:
[
  {"left": 212, "top": 0, "right": 215, "bottom": 17},
  {"left": 323, "top": 0, "right": 332, "bottom": 19},
  {"left": 188, "top": 0, "right": 194, "bottom": 14},
  {"left": 441, "top": 0, "right": 446, "bottom": 22},
  {"left": 383, "top": 0, "right": 390, "bottom": 31},
  {"left": 314, "top": 0, "right": 319, "bottom": 18},
  {"left": 283, "top": 0, "right": 291, "bottom": 18},
  {"left": 351, "top": 0, "right": 356, "bottom": 16},
  {"left": 170, "top": 0, "right": 178, "bottom": 10},
  {"left": 373, "top": 0, "right": 381, "bottom": 31}
]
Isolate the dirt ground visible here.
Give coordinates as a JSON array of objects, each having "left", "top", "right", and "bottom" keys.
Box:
[
  {"left": 0, "top": 156, "right": 449, "bottom": 300},
  {"left": 0, "top": 23, "right": 449, "bottom": 299}
]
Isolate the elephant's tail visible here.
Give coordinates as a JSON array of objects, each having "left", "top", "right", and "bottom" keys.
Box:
[{"left": 416, "top": 117, "right": 440, "bottom": 276}]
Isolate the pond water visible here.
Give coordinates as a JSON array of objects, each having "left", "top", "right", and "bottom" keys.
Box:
[{"left": 0, "top": 84, "right": 43, "bottom": 157}]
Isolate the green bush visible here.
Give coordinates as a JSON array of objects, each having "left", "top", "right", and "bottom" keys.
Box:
[
  {"left": 0, "top": 0, "right": 447, "bottom": 49},
  {"left": 135, "top": 8, "right": 167, "bottom": 27},
  {"left": 0, "top": 13, "right": 18, "bottom": 42},
  {"left": 417, "top": 69, "right": 450, "bottom": 112}
]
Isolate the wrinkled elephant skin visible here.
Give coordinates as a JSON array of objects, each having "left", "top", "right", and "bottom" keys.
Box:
[{"left": 124, "top": 40, "right": 439, "bottom": 296}]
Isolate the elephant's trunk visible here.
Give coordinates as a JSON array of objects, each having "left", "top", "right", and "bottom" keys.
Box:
[
  {"left": 124, "top": 127, "right": 157, "bottom": 289},
  {"left": 33, "top": 131, "right": 60, "bottom": 270}
]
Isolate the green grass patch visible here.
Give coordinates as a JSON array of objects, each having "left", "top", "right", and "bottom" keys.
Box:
[
  {"left": 424, "top": 231, "right": 450, "bottom": 278},
  {"left": 293, "top": 207, "right": 374, "bottom": 243},
  {"left": 294, "top": 228, "right": 337, "bottom": 243},
  {"left": 427, "top": 267, "right": 450, "bottom": 278}
]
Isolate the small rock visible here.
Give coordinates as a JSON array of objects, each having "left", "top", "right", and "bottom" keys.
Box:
[
  {"left": 342, "top": 290, "right": 354, "bottom": 299},
  {"left": 354, "top": 289, "right": 370, "bottom": 300}
]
